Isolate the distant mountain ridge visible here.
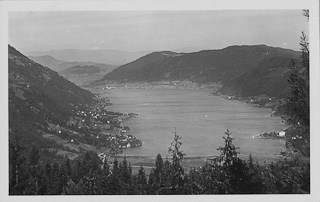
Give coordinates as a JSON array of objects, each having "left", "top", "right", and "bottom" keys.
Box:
[
  {"left": 26, "top": 49, "right": 152, "bottom": 66},
  {"left": 29, "top": 55, "right": 116, "bottom": 72},
  {"left": 97, "top": 45, "right": 299, "bottom": 98}
]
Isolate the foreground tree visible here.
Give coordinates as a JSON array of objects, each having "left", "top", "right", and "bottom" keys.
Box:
[
  {"left": 167, "top": 128, "right": 186, "bottom": 193},
  {"left": 9, "top": 131, "right": 28, "bottom": 195},
  {"left": 154, "top": 153, "right": 164, "bottom": 183},
  {"left": 282, "top": 10, "right": 310, "bottom": 161},
  {"left": 284, "top": 60, "right": 309, "bottom": 129},
  {"left": 214, "top": 129, "right": 248, "bottom": 193}
]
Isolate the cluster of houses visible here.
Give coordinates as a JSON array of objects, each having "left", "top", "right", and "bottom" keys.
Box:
[
  {"left": 258, "top": 130, "right": 304, "bottom": 141},
  {"left": 102, "top": 86, "right": 118, "bottom": 90},
  {"left": 222, "top": 94, "right": 281, "bottom": 108},
  {"left": 46, "top": 94, "right": 142, "bottom": 157},
  {"left": 95, "top": 133, "right": 142, "bottom": 158},
  {"left": 258, "top": 130, "right": 286, "bottom": 139}
]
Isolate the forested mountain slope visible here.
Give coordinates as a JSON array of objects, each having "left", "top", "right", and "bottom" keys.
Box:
[
  {"left": 9, "top": 45, "right": 95, "bottom": 148},
  {"left": 98, "top": 45, "right": 299, "bottom": 98}
]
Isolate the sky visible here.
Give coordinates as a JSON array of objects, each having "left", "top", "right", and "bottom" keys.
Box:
[{"left": 9, "top": 10, "right": 308, "bottom": 53}]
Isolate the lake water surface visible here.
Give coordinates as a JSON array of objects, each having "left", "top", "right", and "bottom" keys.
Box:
[{"left": 100, "top": 88, "right": 287, "bottom": 160}]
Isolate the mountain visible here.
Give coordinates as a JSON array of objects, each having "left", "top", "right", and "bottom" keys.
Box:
[
  {"left": 26, "top": 49, "right": 152, "bottom": 66},
  {"left": 57, "top": 61, "right": 114, "bottom": 71},
  {"left": 98, "top": 45, "right": 299, "bottom": 98},
  {"left": 28, "top": 55, "right": 116, "bottom": 85},
  {"left": 28, "top": 55, "right": 66, "bottom": 71},
  {"left": 173, "top": 46, "right": 206, "bottom": 53},
  {"left": 59, "top": 64, "right": 116, "bottom": 86},
  {"left": 219, "top": 56, "right": 301, "bottom": 98},
  {"left": 9, "top": 45, "right": 95, "bottom": 148},
  {"left": 28, "top": 55, "right": 115, "bottom": 72}
]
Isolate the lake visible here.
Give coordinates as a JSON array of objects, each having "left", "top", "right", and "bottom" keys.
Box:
[{"left": 99, "top": 88, "right": 287, "bottom": 161}]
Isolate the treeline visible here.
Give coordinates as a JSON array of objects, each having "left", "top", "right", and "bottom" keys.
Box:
[
  {"left": 9, "top": 130, "right": 310, "bottom": 195},
  {"left": 282, "top": 10, "right": 310, "bottom": 157}
]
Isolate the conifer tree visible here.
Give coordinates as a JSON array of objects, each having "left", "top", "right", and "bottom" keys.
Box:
[
  {"left": 284, "top": 11, "right": 310, "bottom": 129},
  {"left": 147, "top": 168, "right": 159, "bottom": 194},
  {"left": 60, "top": 161, "right": 69, "bottom": 193},
  {"left": 120, "top": 156, "right": 131, "bottom": 184},
  {"left": 50, "top": 161, "right": 62, "bottom": 194},
  {"left": 154, "top": 153, "right": 164, "bottom": 183},
  {"left": 137, "top": 165, "right": 147, "bottom": 185},
  {"left": 283, "top": 9, "right": 310, "bottom": 157},
  {"left": 161, "top": 157, "right": 172, "bottom": 186},
  {"left": 102, "top": 159, "right": 110, "bottom": 176},
  {"left": 168, "top": 128, "right": 186, "bottom": 193},
  {"left": 65, "top": 158, "right": 72, "bottom": 177},
  {"left": 248, "top": 153, "right": 254, "bottom": 168},
  {"left": 216, "top": 129, "right": 249, "bottom": 193},
  {"left": 9, "top": 131, "right": 28, "bottom": 195},
  {"left": 100, "top": 159, "right": 111, "bottom": 195},
  {"left": 29, "top": 145, "right": 40, "bottom": 166},
  {"left": 217, "top": 129, "right": 239, "bottom": 167},
  {"left": 112, "top": 157, "right": 120, "bottom": 177},
  {"left": 284, "top": 60, "right": 309, "bottom": 128},
  {"left": 26, "top": 145, "right": 47, "bottom": 195},
  {"left": 136, "top": 165, "right": 147, "bottom": 194},
  {"left": 82, "top": 169, "right": 97, "bottom": 194},
  {"left": 103, "top": 158, "right": 121, "bottom": 194}
]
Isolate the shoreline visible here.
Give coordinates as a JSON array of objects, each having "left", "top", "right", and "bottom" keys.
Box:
[
  {"left": 88, "top": 81, "right": 222, "bottom": 92},
  {"left": 105, "top": 151, "right": 297, "bottom": 174},
  {"left": 86, "top": 84, "right": 309, "bottom": 164}
]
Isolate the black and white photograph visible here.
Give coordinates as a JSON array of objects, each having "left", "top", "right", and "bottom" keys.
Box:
[{"left": 1, "top": 0, "right": 319, "bottom": 200}]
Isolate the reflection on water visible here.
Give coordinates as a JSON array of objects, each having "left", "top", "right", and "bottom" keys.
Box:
[{"left": 100, "top": 88, "right": 287, "bottom": 160}]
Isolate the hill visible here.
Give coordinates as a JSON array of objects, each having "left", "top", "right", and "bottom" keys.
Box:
[
  {"left": 29, "top": 55, "right": 115, "bottom": 72},
  {"left": 97, "top": 45, "right": 299, "bottom": 98},
  {"left": 26, "top": 49, "right": 152, "bottom": 66},
  {"left": 59, "top": 64, "right": 116, "bottom": 86},
  {"left": 28, "top": 55, "right": 66, "bottom": 71},
  {"left": 9, "top": 45, "right": 95, "bottom": 152},
  {"left": 219, "top": 56, "right": 301, "bottom": 98}
]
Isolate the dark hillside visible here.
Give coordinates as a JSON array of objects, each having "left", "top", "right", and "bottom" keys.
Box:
[
  {"left": 219, "top": 57, "right": 302, "bottom": 98},
  {"left": 99, "top": 45, "right": 298, "bottom": 84},
  {"left": 9, "top": 45, "right": 95, "bottom": 148},
  {"left": 97, "top": 45, "right": 299, "bottom": 98}
]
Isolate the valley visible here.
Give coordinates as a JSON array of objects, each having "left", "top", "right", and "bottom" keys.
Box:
[
  {"left": 10, "top": 43, "right": 307, "bottom": 164},
  {"left": 8, "top": 42, "right": 311, "bottom": 194},
  {"left": 9, "top": 45, "right": 142, "bottom": 163},
  {"left": 7, "top": 9, "right": 312, "bottom": 195}
]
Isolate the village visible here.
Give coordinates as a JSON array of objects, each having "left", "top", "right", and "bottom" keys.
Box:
[{"left": 44, "top": 94, "right": 141, "bottom": 160}]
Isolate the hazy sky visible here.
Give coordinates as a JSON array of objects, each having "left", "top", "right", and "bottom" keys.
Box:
[{"left": 9, "top": 10, "right": 308, "bottom": 52}]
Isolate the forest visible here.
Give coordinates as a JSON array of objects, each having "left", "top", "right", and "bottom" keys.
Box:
[{"left": 9, "top": 129, "right": 310, "bottom": 195}]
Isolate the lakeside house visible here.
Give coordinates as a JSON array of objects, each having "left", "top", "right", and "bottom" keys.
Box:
[{"left": 279, "top": 131, "right": 286, "bottom": 137}]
